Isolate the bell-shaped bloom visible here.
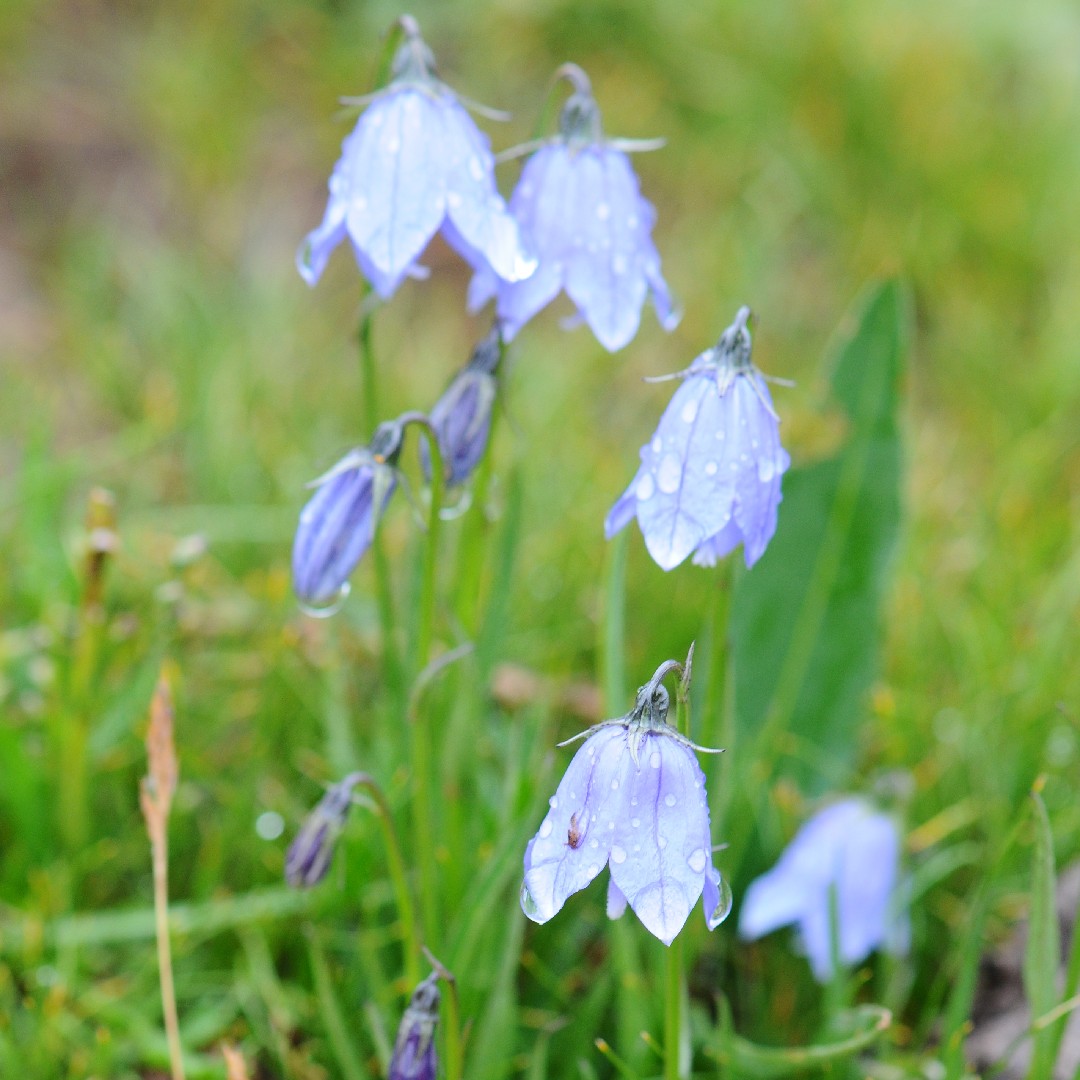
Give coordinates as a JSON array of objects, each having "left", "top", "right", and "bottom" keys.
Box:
[
  {"left": 292, "top": 418, "right": 404, "bottom": 607},
  {"left": 285, "top": 772, "right": 364, "bottom": 888},
  {"left": 605, "top": 305, "right": 790, "bottom": 570},
  {"left": 389, "top": 973, "right": 440, "bottom": 1080},
  {"left": 738, "top": 798, "right": 907, "bottom": 981},
  {"left": 423, "top": 325, "right": 501, "bottom": 486},
  {"left": 468, "top": 67, "right": 678, "bottom": 352},
  {"left": 297, "top": 20, "right": 535, "bottom": 298},
  {"left": 521, "top": 658, "right": 731, "bottom": 946}
]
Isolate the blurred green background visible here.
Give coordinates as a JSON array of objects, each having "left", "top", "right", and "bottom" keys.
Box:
[{"left": 1, "top": 0, "right": 1078, "bottom": 1075}]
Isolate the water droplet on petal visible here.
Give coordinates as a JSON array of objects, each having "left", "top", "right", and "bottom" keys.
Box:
[
  {"left": 612, "top": 254, "right": 627, "bottom": 275},
  {"left": 705, "top": 461, "right": 718, "bottom": 476},
  {"left": 631, "top": 797, "right": 638, "bottom": 806},
  {"left": 610, "top": 845, "right": 626, "bottom": 864},
  {"left": 681, "top": 399, "right": 699, "bottom": 424},
  {"left": 299, "top": 583, "right": 351, "bottom": 620},
  {"left": 447, "top": 191, "right": 462, "bottom": 209},
  {"left": 468, "top": 156, "right": 483, "bottom": 180},
  {"left": 596, "top": 201, "right": 611, "bottom": 220},
  {"left": 707, "top": 878, "right": 734, "bottom": 930},
  {"left": 591, "top": 838, "right": 599, "bottom": 849},
  {"left": 635, "top": 473, "right": 655, "bottom": 501},
  {"left": 687, "top": 848, "right": 707, "bottom": 873},
  {"left": 627, "top": 213, "right": 639, "bottom": 229},
  {"left": 631, "top": 817, "right": 640, "bottom": 828},
  {"left": 650, "top": 752, "right": 661, "bottom": 769},
  {"left": 610, "top": 778, "right": 620, "bottom": 791},
  {"left": 587, "top": 863, "right": 600, "bottom": 876},
  {"left": 538, "top": 819, "right": 553, "bottom": 839},
  {"left": 651, "top": 435, "right": 662, "bottom": 454},
  {"left": 758, "top": 458, "right": 776, "bottom": 482},
  {"left": 664, "top": 793, "right": 677, "bottom": 808},
  {"left": 656, "top": 454, "right": 681, "bottom": 494},
  {"left": 520, "top": 880, "right": 541, "bottom": 918},
  {"left": 549, "top": 796, "right": 559, "bottom": 809},
  {"left": 658, "top": 835, "right": 668, "bottom": 849},
  {"left": 385, "top": 136, "right": 400, "bottom": 153}
]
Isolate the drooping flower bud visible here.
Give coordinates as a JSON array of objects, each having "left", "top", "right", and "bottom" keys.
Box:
[
  {"left": 388, "top": 973, "right": 440, "bottom": 1080},
  {"left": 284, "top": 772, "right": 364, "bottom": 888}
]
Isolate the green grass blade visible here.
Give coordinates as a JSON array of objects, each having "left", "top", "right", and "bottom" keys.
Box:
[{"left": 1025, "top": 786, "right": 1060, "bottom": 1080}]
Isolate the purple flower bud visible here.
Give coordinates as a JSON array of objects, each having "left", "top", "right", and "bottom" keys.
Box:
[
  {"left": 605, "top": 306, "right": 790, "bottom": 570},
  {"left": 469, "top": 68, "right": 678, "bottom": 352},
  {"left": 738, "top": 798, "right": 907, "bottom": 981},
  {"left": 521, "top": 660, "right": 731, "bottom": 946},
  {"left": 285, "top": 772, "right": 364, "bottom": 888},
  {"left": 298, "top": 21, "right": 535, "bottom": 298},
  {"left": 292, "top": 419, "right": 404, "bottom": 607},
  {"left": 423, "top": 327, "right": 501, "bottom": 487},
  {"left": 389, "top": 973, "right": 440, "bottom": 1080}
]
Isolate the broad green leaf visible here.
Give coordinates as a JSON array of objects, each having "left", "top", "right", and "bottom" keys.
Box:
[
  {"left": 1024, "top": 787, "right": 1060, "bottom": 1080},
  {"left": 731, "top": 279, "right": 909, "bottom": 787}
]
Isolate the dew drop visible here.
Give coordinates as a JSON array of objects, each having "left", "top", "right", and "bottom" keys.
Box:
[
  {"left": 681, "top": 399, "right": 699, "bottom": 424},
  {"left": 758, "top": 458, "right": 776, "bottom": 482},
  {"left": 468, "top": 156, "right": 484, "bottom": 180},
  {"left": 630, "top": 797, "right": 638, "bottom": 806},
  {"left": 520, "top": 881, "right": 540, "bottom": 918},
  {"left": 707, "top": 878, "right": 734, "bottom": 929},
  {"left": 627, "top": 213, "right": 639, "bottom": 228},
  {"left": 596, "top": 201, "right": 611, "bottom": 220},
  {"left": 631, "top": 817, "right": 640, "bottom": 828},
  {"left": 587, "top": 864, "right": 600, "bottom": 877},
  {"left": 651, "top": 435, "right": 662, "bottom": 453},
  {"left": 549, "top": 796, "right": 559, "bottom": 809},
  {"left": 705, "top": 460, "right": 718, "bottom": 476},
  {"left": 612, "top": 253, "right": 627, "bottom": 275},
  {"left": 447, "top": 191, "right": 462, "bottom": 209},
  {"left": 520, "top": 182, "right": 534, "bottom": 198},
  {"left": 610, "top": 845, "right": 626, "bottom": 864},
  {"left": 658, "top": 835, "right": 668, "bottom": 849},
  {"left": 591, "top": 838, "right": 599, "bottom": 849},
  {"left": 650, "top": 752, "right": 662, "bottom": 769},
  {"left": 687, "top": 848, "right": 708, "bottom": 873},
  {"left": 635, "top": 472, "right": 655, "bottom": 501},
  {"left": 355, "top": 195, "right": 368, "bottom": 212},
  {"left": 538, "top": 819, "right": 553, "bottom": 839},
  {"left": 656, "top": 453, "right": 681, "bottom": 494},
  {"left": 610, "top": 778, "right": 620, "bottom": 791},
  {"left": 608, "top": 821, "right": 615, "bottom": 830},
  {"left": 664, "top": 793, "right": 677, "bottom": 808},
  {"left": 299, "top": 583, "right": 351, "bottom": 620}
]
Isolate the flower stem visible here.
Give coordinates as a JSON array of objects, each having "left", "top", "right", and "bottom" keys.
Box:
[
  {"left": 416, "top": 428, "right": 445, "bottom": 671},
  {"left": 665, "top": 934, "right": 687, "bottom": 1080},
  {"left": 357, "top": 303, "right": 405, "bottom": 714},
  {"left": 355, "top": 775, "right": 421, "bottom": 989}
]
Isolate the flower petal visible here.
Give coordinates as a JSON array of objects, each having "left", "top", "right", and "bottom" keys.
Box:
[
  {"left": 441, "top": 97, "right": 535, "bottom": 284},
  {"left": 344, "top": 88, "right": 446, "bottom": 284},
  {"left": 522, "top": 726, "right": 632, "bottom": 924},
  {"left": 633, "top": 374, "right": 737, "bottom": 570},
  {"left": 608, "top": 732, "right": 712, "bottom": 945}
]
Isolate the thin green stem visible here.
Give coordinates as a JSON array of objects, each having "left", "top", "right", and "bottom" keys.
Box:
[
  {"left": 665, "top": 934, "right": 687, "bottom": 1080},
  {"left": 355, "top": 777, "right": 421, "bottom": 989},
  {"left": 357, "top": 303, "right": 405, "bottom": 714},
  {"left": 416, "top": 429, "right": 445, "bottom": 671}
]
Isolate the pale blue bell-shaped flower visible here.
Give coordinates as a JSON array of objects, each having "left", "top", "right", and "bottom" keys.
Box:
[
  {"left": 298, "top": 19, "right": 535, "bottom": 298},
  {"left": 469, "top": 65, "right": 678, "bottom": 352},
  {"left": 285, "top": 772, "right": 364, "bottom": 888},
  {"left": 521, "top": 658, "right": 730, "bottom": 946},
  {"left": 605, "top": 305, "right": 790, "bottom": 570},
  {"left": 738, "top": 798, "right": 908, "bottom": 981}
]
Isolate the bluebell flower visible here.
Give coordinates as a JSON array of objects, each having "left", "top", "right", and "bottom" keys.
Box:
[
  {"left": 469, "top": 65, "right": 678, "bottom": 352},
  {"left": 521, "top": 658, "right": 731, "bottom": 946},
  {"left": 292, "top": 418, "right": 404, "bottom": 607},
  {"left": 389, "top": 973, "right": 440, "bottom": 1080},
  {"left": 738, "top": 798, "right": 907, "bottom": 981},
  {"left": 298, "top": 17, "right": 535, "bottom": 298},
  {"left": 423, "top": 325, "right": 501, "bottom": 486},
  {"left": 285, "top": 772, "right": 364, "bottom": 888},
  {"left": 605, "top": 305, "right": 790, "bottom": 570}
]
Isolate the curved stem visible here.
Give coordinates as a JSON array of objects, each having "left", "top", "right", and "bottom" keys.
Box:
[
  {"left": 354, "top": 776, "right": 421, "bottom": 989},
  {"left": 665, "top": 934, "right": 686, "bottom": 1080}
]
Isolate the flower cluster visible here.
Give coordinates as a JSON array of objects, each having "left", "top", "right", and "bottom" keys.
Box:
[
  {"left": 521, "top": 655, "right": 730, "bottom": 945},
  {"left": 606, "top": 305, "right": 790, "bottom": 570}
]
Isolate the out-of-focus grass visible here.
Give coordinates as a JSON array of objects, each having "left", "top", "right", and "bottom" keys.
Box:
[{"left": 1, "top": 0, "right": 1078, "bottom": 1075}]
